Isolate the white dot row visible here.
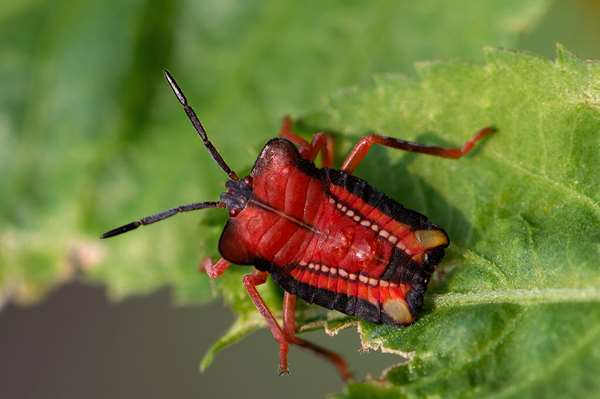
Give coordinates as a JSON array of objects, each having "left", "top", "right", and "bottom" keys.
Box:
[
  {"left": 298, "top": 261, "right": 398, "bottom": 288},
  {"left": 328, "top": 197, "right": 407, "bottom": 251}
]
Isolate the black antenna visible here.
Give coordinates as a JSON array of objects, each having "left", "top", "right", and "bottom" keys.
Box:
[
  {"left": 101, "top": 201, "right": 224, "bottom": 239},
  {"left": 164, "top": 70, "right": 239, "bottom": 181}
]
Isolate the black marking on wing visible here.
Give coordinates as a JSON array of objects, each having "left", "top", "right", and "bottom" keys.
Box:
[
  {"left": 238, "top": 138, "right": 449, "bottom": 324},
  {"left": 324, "top": 168, "right": 439, "bottom": 230},
  {"left": 270, "top": 267, "right": 385, "bottom": 325},
  {"left": 323, "top": 168, "right": 448, "bottom": 316}
]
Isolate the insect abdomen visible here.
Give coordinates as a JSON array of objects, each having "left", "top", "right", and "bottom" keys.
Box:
[{"left": 219, "top": 138, "right": 448, "bottom": 326}]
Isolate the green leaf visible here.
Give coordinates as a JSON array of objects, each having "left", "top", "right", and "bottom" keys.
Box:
[
  {"left": 0, "top": 0, "right": 549, "bottom": 305},
  {"left": 0, "top": 1, "right": 555, "bottom": 385},
  {"left": 315, "top": 46, "right": 600, "bottom": 398},
  {"left": 7, "top": 2, "right": 600, "bottom": 397},
  {"left": 199, "top": 313, "right": 263, "bottom": 373}
]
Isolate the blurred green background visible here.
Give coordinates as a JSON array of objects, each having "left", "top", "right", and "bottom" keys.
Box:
[{"left": 1, "top": 0, "right": 600, "bottom": 398}]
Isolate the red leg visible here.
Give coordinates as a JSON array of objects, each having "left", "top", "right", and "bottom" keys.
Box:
[
  {"left": 244, "top": 271, "right": 352, "bottom": 380},
  {"left": 279, "top": 116, "right": 334, "bottom": 168},
  {"left": 243, "top": 270, "right": 291, "bottom": 375},
  {"left": 200, "top": 257, "right": 231, "bottom": 279},
  {"left": 282, "top": 292, "right": 353, "bottom": 381},
  {"left": 341, "top": 126, "right": 496, "bottom": 174},
  {"left": 279, "top": 115, "right": 304, "bottom": 146},
  {"left": 282, "top": 292, "right": 297, "bottom": 337}
]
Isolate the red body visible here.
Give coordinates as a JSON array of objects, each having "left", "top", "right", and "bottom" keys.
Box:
[
  {"left": 103, "top": 72, "right": 493, "bottom": 379},
  {"left": 220, "top": 138, "right": 448, "bottom": 325}
]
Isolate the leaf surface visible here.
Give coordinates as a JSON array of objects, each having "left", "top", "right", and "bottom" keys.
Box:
[
  {"left": 0, "top": 3, "right": 571, "bottom": 393},
  {"left": 0, "top": 0, "right": 548, "bottom": 305},
  {"left": 316, "top": 46, "right": 600, "bottom": 398}
]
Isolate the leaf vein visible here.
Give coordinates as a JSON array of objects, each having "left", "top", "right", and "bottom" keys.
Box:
[
  {"left": 488, "top": 153, "right": 600, "bottom": 219},
  {"left": 405, "top": 309, "right": 527, "bottom": 391},
  {"left": 452, "top": 244, "right": 510, "bottom": 285},
  {"left": 487, "top": 321, "right": 600, "bottom": 399},
  {"left": 431, "top": 287, "right": 600, "bottom": 308}
]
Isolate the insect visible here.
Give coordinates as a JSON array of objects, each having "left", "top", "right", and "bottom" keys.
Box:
[{"left": 102, "top": 71, "right": 495, "bottom": 380}]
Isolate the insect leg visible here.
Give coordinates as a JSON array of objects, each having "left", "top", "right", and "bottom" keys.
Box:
[
  {"left": 243, "top": 270, "right": 352, "bottom": 379},
  {"left": 278, "top": 115, "right": 303, "bottom": 144},
  {"left": 199, "top": 257, "right": 231, "bottom": 279},
  {"left": 242, "top": 270, "right": 292, "bottom": 375},
  {"left": 279, "top": 116, "right": 334, "bottom": 168},
  {"left": 282, "top": 292, "right": 297, "bottom": 335},
  {"left": 282, "top": 293, "right": 353, "bottom": 381},
  {"left": 305, "top": 133, "right": 334, "bottom": 168},
  {"left": 341, "top": 126, "right": 496, "bottom": 174}
]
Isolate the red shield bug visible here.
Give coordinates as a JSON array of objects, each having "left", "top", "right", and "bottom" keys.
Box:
[{"left": 102, "top": 70, "right": 495, "bottom": 380}]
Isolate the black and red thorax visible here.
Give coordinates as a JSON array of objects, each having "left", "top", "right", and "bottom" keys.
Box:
[{"left": 219, "top": 138, "right": 448, "bottom": 326}]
